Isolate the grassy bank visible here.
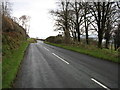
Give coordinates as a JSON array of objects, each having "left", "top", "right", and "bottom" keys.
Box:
[
  {"left": 45, "top": 42, "right": 119, "bottom": 63},
  {"left": 27, "top": 38, "right": 37, "bottom": 43},
  {"left": 2, "top": 41, "right": 29, "bottom": 88}
]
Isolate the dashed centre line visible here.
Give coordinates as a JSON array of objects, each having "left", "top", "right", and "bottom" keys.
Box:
[
  {"left": 44, "top": 47, "right": 50, "bottom": 51},
  {"left": 52, "top": 53, "right": 69, "bottom": 64},
  {"left": 44, "top": 46, "right": 110, "bottom": 90},
  {"left": 91, "top": 78, "right": 110, "bottom": 90}
]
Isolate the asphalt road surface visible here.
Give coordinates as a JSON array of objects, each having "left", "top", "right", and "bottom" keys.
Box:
[{"left": 14, "top": 41, "right": 119, "bottom": 89}]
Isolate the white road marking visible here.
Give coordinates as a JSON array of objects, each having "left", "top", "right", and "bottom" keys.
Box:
[
  {"left": 52, "top": 53, "right": 69, "bottom": 64},
  {"left": 44, "top": 47, "right": 50, "bottom": 51},
  {"left": 91, "top": 78, "right": 110, "bottom": 90}
]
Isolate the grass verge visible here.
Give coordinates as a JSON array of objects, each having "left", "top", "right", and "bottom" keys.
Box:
[
  {"left": 27, "top": 38, "right": 37, "bottom": 43},
  {"left": 45, "top": 42, "right": 119, "bottom": 63},
  {"left": 2, "top": 41, "right": 29, "bottom": 88}
]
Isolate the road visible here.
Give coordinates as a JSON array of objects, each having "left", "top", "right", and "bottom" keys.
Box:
[{"left": 14, "top": 41, "right": 119, "bottom": 89}]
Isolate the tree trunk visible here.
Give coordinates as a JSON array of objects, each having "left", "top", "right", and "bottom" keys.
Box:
[
  {"left": 85, "top": 21, "right": 89, "bottom": 44},
  {"left": 97, "top": 2, "right": 102, "bottom": 48},
  {"left": 84, "top": 6, "right": 89, "bottom": 45},
  {"left": 98, "top": 29, "right": 103, "bottom": 49},
  {"left": 105, "top": 39, "right": 109, "bottom": 49},
  {"left": 64, "top": 29, "right": 70, "bottom": 44},
  {"left": 97, "top": 25, "right": 103, "bottom": 48},
  {"left": 77, "top": 25, "right": 80, "bottom": 42},
  {"left": 74, "top": 31, "right": 77, "bottom": 40},
  {"left": 114, "top": 39, "right": 117, "bottom": 51},
  {"left": 86, "top": 28, "right": 89, "bottom": 44},
  {"left": 76, "top": 13, "right": 80, "bottom": 42}
]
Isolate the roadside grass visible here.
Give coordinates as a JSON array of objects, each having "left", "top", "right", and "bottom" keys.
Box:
[
  {"left": 27, "top": 38, "right": 37, "bottom": 43},
  {"left": 0, "top": 61, "right": 2, "bottom": 89},
  {"left": 2, "top": 41, "right": 29, "bottom": 88},
  {"left": 45, "top": 42, "right": 119, "bottom": 63}
]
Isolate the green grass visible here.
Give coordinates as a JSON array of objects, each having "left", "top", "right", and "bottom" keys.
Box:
[
  {"left": 27, "top": 38, "right": 37, "bottom": 43},
  {"left": 2, "top": 41, "right": 29, "bottom": 88},
  {"left": 45, "top": 42, "right": 119, "bottom": 63},
  {"left": 0, "top": 61, "right": 2, "bottom": 89}
]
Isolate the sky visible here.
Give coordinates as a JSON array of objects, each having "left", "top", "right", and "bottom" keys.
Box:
[{"left": 10, "top": 0, "right": 59, "bottom": 39}]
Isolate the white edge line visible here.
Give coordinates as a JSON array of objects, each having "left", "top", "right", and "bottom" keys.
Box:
[
  {"left": 52, "top": 53, "right": 69, "bottom": 64},
  {"left": 91, "top": 78, "right": 110, "bottom": 90},
  {"left": 44, "top": 47, "right": 50, "bottom": 51}
]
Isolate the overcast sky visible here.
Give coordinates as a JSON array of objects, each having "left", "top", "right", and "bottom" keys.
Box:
[{"left": 10, "top": 0, "right": 59, "bottom": 39}]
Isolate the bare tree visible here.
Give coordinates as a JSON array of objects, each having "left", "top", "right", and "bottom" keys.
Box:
[
  {"left": 117, "top": 1, "right": 120, "bottom": 9},
  {"left": 103, "top": 2, "right": 118, "bottom": 49},
  {"left": 50, "top": 0, "right": 71, "bottom": 43},
  {"left": 19, "top": 15, "right": 30, "bottom": 33},
  {"left": 82, "top": 2, "right": 91, "bottom": 44},
  {"left": 69, "top": 0, "right": 83, "bottom": 42},
  {"left": 1, "top": 0, "right": 12, "bottom": 17},
  {"left": 89, "top": 2, "right": 113, "bottom": 48},
  {"left": 50, "top": 0, "right": 120, "bottom": 49},
  {"left": 114, "top": 23, "right": 120, "bottom": 50}
]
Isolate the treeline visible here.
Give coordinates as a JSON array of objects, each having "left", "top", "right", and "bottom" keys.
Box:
[{"left": 49, "top": 0, "right": 120, "bottom": 50}]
